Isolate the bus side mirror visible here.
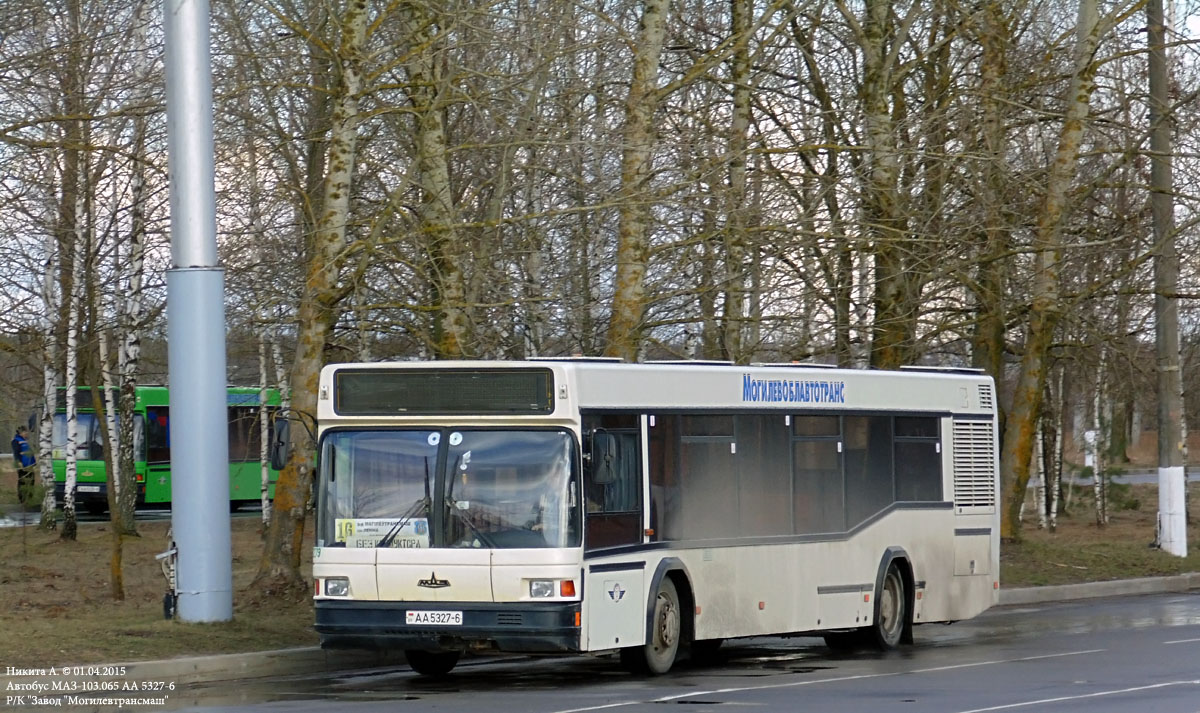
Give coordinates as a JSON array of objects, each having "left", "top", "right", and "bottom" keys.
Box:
[
  {"left": 591, "top": 432, "right": 618, "bottom": 485},
  {"left": 269, "top": 418, "right": 291, "bottom": 471}
]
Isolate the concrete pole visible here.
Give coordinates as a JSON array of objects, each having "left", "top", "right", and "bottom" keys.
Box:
[
  {"left": 1148, "top": 0, "right": 1186, "bottom": 557},
  {"left": 163, "top": 0, "right": 233, "bottom": 620}
]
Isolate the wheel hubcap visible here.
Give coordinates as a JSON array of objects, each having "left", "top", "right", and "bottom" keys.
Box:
[
  {"left": 657, "top": 595, "right": 679, "bottom": 648},
  {"left": 881, "top": 573, "right": 901, "bottom": 636}
]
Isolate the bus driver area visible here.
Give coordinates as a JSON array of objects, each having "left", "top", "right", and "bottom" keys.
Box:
[{"left": 307, "top": 360, "right": 999, "bottom": 677}]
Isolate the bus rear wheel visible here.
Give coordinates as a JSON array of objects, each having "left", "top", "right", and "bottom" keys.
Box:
[
  {"left": 404, "top": 649, "right": 460, "bottom": 676},
  {"left": 621, "top": 577, "right": 681, "bottom": 675},
  {"left": 868, "top": 563, "right": 907, "bottom": 650}
]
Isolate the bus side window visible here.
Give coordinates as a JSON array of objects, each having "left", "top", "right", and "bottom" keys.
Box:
[
  {"left": 648, "top": 414, "right": 680, "bottom": 541},
  {"left": 146, "top": 407, "right": 170, "bottom": 463},
  {"left": 583, "top": 413, "right": 643, "bottom": 551},
  {"left": 228, "top": 406, "right": 265, "bottom": 462},
  {"left": 591, "top": 432, "right": 640, "bottom": 512}
]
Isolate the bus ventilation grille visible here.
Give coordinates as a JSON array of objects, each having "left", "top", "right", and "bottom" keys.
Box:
[
  {"left": 497, "top": 612, "right": 524, "bottom": 626},
  {"left": 952, "top": 419, "right": 996, "bottom": 511},
  {"left": 977, "top": 384, "right": 995, "bottom": 411}
]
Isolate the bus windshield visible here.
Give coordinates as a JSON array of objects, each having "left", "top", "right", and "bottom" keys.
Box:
[{"left": 318, "top": 429, "right": 580, "bottom": 550}]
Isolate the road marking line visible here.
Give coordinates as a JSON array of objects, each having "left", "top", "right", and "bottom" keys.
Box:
[
  {"left": 546, "top": 649, "right": 1104, "bottom": 713},
  {"left": 953, "top": 680, "right": 1200, "bottom": 713},
  {"left": 1164, "top": 637, "right": 1200, "bottom": 645},
  {"left": 911, "top": 649, "right": 1105, "bottom": 674},
  {"left": 548, "top": 672, "right": 901, "bottom": 713}
]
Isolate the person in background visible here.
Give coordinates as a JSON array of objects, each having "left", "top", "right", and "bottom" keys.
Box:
[{"left": 11, "top": 425, "right": 36, "bottom": 505}]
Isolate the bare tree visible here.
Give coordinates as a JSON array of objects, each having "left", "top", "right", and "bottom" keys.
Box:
[
  {"left": 255, "top": 0, "right": 369, "bottom": 591},
  {"left": 1000, "top": 0, "right": 1137, "bottom": 540},
  {"left": 604, "top": 0, "right": 671, "bottom": 361}
]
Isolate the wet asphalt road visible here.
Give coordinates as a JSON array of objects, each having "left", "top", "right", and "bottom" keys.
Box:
[{"left": 161, "top": 592, "right": 1200, "bottom": 713}]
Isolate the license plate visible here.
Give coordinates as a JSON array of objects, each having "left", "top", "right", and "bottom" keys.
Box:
[
  {"left": 406, "top": 610, "right": 462, "bottom": 626},
  {"left": 78, "top": 485, "right": 101, "bottom": 493}
]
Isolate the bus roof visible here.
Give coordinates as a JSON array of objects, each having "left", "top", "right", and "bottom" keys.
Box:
[{"left": 318, "top": 361, "right": 996, "bottom": 421}]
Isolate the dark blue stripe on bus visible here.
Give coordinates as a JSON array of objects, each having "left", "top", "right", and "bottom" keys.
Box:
[
  {"left": 954, "top": 528, "right": 992, "bottom": 536},
  {"left": 588, "top": 561, "right": 647, "bottom": 574}
]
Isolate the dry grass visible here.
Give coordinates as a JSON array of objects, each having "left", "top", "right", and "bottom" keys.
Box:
[
  {"left": 3, "top": 464, "right": 1199, "bottom": 667},
  {"left": 1001, "top": 482, "right": 1200, "bottom": 587},
  {"left": 0, "top": 463, "right": 317, "bottom": 668}
]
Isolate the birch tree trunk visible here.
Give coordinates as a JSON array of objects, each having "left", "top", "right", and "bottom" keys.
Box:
[
  {"left": 1034, "top": 419, "right": 1046, "bottom": 529},
  {"left": 254, "top": 0, "right": 367, "bottom": 591},
  {"left": 244, "top": 79, "right": 275, "bottom": 528},
  {"left": 1093, "top": 348, "right": 1109, "bottom": 526},
  {"left": 62, "top": 189, "right": 86, "bottom": 543},
  {"left": 1045, "top": 366, "right": 1065, "bottom": 532},
  {"left": 999, "top": 0, "right": 1108, "bottom": 540},
  {"left": 111, "top": 0, "right": 153, "bottom": 538},
  {"left": 258, "top": 334, "right": 272, "bottom": 526},
  {"left": 98, "top": 329, "right": 120, "bottom": 510},
  {"left": 39, "top": 157, "right": 61, "bottom": 531},
  {"left": 604, "top": 0, "right": 669, "bottom": 362}
]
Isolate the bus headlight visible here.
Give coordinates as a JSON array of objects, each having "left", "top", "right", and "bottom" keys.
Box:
[
  {"left": 324, "top": 577, "right": 350, "bottom": 597},
  {"left": 529, "top": 580, "right": 555, "bottom": 598}
]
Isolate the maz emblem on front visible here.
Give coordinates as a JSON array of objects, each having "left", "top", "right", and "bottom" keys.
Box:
[{"left": 418, "top": 572, "right": 451, "bottom": 589}]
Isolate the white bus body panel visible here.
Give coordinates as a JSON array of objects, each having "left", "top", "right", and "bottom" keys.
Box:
[
  {"left": 578, "top": 509, "right": 997, "bottom": 652},
  {"left": 376, "top": 548, "right": 493, "bottom": 602},
  {"left": 313, "top": 547, "right": 378, "bottom": 600},
  {"left": 584, "top": 567, "right": 645, "bottom": 649}
]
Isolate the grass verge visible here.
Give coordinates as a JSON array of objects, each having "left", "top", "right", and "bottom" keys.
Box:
[{"left": 0, "top": 463, "right": 317, "bottom": 669}]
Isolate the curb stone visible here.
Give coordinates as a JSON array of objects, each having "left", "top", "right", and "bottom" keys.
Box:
[
  {"left": 997, "top": 572, "right": 1200, "bottom": 606},
  {"left": 116, "top": 647, "right": 408, "bottom": 685},
  {"left": 0, "top": 648, "right": 406, "bottom": 691}
]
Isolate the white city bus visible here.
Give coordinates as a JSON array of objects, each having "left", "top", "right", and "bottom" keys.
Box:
[{"left": 310, "top": 359, "right": 999, "bottom": 675}]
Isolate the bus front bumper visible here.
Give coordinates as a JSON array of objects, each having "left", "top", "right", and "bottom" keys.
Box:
[{"left": 315, "top": 600, "right": 581, "bottom": 654}]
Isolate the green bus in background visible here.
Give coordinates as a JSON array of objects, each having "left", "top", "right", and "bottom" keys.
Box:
[{"left": 50, "top": 386, "right": 282, "bottom": 514}]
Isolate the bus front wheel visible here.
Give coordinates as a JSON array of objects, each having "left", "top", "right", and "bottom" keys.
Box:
[
  {"left": 404, "top": 649, "right": 460, "bottom": 676},
  {"left": 621, "top": 577, "right": 681, "bottom": 675}
]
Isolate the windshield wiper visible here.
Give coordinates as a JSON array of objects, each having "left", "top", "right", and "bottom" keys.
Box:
[
  {"left": 377, "top": 495, "right": 429, "bottom": 549},
  {"left": 377, "top": 456, "right": 434, "bottom": 549}
]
